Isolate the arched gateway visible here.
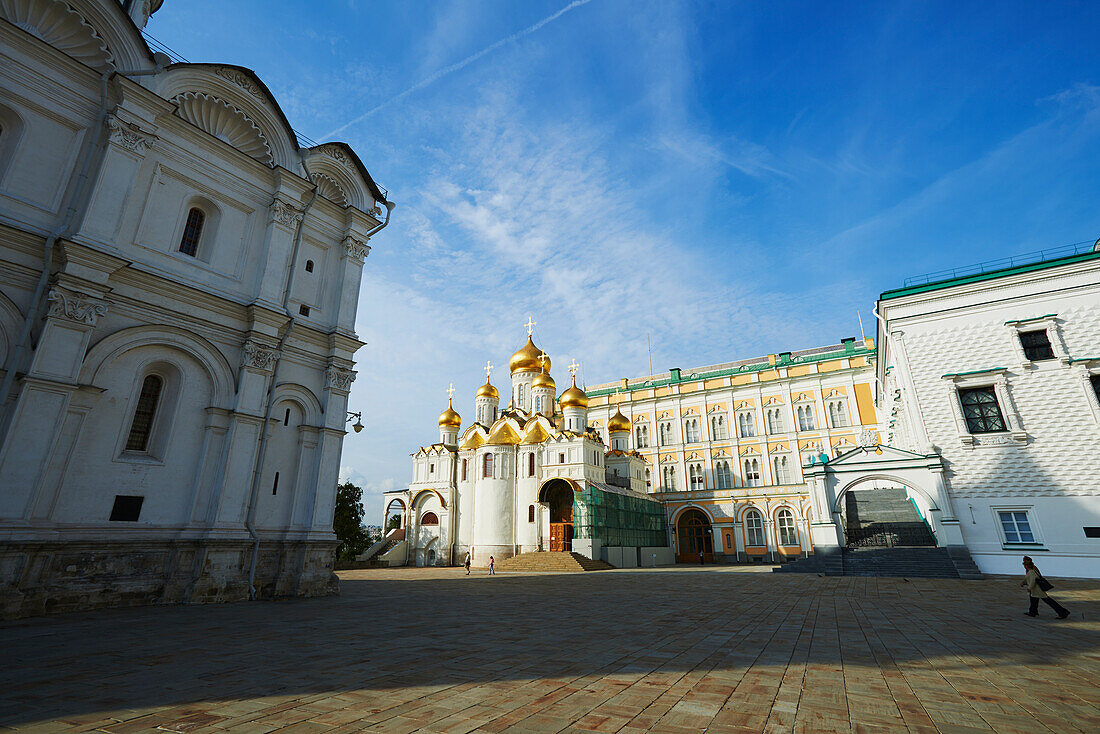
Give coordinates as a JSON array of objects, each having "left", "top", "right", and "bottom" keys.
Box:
[
  {"left": 676, "top": 508, "right": 714, "bottom": 562},
  {"left": 539, "top": 478, "right": 576, "bottom": 551}
]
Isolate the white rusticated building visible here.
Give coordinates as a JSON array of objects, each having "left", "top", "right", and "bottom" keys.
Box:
[
  {"left": 804, "top": 246, "right": 1100, "bottom": 577},
  {"left": 0, "top": 0, "right": 393, "bottom": 617}
]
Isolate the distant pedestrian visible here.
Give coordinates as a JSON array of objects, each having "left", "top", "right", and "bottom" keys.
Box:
[
  {"left": 700, "top": 551, "right": 705, "bottom": 565},
  {"left": 1021, "top": 556, "right": 1069, "bottom": 619},
  {"left": 488, "top": 555, "right": 495, "bottom": 575},
  {"left": 463, "top": 551, "right": 471, "bottom": 575}
]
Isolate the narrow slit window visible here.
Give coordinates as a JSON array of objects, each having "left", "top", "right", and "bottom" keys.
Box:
[
  {"left": 179, "top": 208, "right": 204, "bottom": 256},
  {"left": 283, "top": 407, "right": 290, "bottom": 426},
  {"left": 305, "top": 259, "right": 315, "bottom": 273},
  {"left": 272, "top": 472, "right": 279, "bottom": 495},
  {"left": 125, "top": 375, "right": 163, "bottom": 452}
]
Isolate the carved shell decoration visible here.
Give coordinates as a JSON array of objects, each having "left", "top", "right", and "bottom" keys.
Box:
[
  {"left": 310, "top": 172, "right": 348, "bottom": 206},
  {"left": 172, "top": 92, "right": 274, "bottom": 166},
  {"left": 0, "top": 0, "right": 114, "bottom": 71}
]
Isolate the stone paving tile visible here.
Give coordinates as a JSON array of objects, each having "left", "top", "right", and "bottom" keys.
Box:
[{"left": 1, "top": 566, "right": 1099, "bottom": 733}]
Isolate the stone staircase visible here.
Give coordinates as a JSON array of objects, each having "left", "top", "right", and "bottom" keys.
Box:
[
  {"left": 775, "top": 545, "right": 983, "bottom": 579},
  {"left": 496, "top": 551, "right": 614, "bottom": 572}
]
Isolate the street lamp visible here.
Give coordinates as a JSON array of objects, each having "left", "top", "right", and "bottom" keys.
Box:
[{"left": 346, "top": 411, "right": 364, "bottom": 434}]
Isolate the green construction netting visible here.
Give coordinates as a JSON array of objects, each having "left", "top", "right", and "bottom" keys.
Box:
[{"left": 573, "top": 483, "right": 667, "bottom": 547}]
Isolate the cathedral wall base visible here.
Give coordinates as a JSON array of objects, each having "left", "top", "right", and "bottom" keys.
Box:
[
  {"left": 0, "top": 536, "right": 338, "bottom": 620},
  {"left": 469, "top": 545, "right": 514, "bottom": 567}
]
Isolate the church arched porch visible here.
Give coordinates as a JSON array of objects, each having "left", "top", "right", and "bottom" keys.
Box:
[{"left": 538, "top": 478, "right": 579, "bottom": 552}]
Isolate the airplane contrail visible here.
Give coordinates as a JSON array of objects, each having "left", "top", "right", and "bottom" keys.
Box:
[{"left": 321, "top": 0, "right": 593, "bottom": 140}]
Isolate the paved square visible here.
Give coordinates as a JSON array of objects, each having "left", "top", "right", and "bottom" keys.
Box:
[{"left": 2, "top": 566, "right": 1098, "bottom": 733}]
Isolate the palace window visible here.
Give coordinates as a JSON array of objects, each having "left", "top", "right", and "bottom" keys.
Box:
[
  {"left": 662, "top": 465, "right": 677, "bottom": 490},
  {"left": 998, "top": 510, "right": 1035, "bottom": 544},
  {"left": 635, "top": 424, "right": 649, "bottom": 448},
  {"left": 1019, "top": 329, "right": 1054, "bottom": 361},
  {"left": 420, "top": 512, "right": 439, "bottom": 526},
  {"left": 827, "top": 400, "right": 848, "bottom": 428},
  {"left": 658, "top": 421, "right": 673, "bottom": 446},
  {"left": 482, "top": 453, "right": 494, "bottom": 478},
  {"left": 179, "top": 208, "right": 204, "bottom": 256},
  {"left": 738, "top": 412, "right": 755, "bottom": 438},
  {"left": 715, "top": 460, "right": 732, "bottom": 489},
  {"left": 777, "top": 509, "right": 798, "bottom": 546},
  {"left": 528, "top": 452, "right": 535, "bottom": 477},
  {"left": 766, "top": 407, "right": 784, "bottom": 434},
  {"left": 772, "top": 455, "right": 791, "bottom": 484},
  {"left": 796, "top": 405, "right": 815, "bottom": 431},
  {"left": 744, "top": 510, "right": 765, "bottom": 547},
  {"left": 959, "top": 387, "right": 1006, "bottom": 433},
  {"left": 684, "top": 418, "right": 700, "bottom": 443},
  {"left": 125, "top": 375, "right": 164, "bottom": 452},
  {"left": 688, "top": 463, "right": 704, "bottom": 490},
  {"left": 710, "top": 414, "right": 727, "bottom": 440},
  {"left": 743, "top": 458, "right": 761, "bottom": 487}
]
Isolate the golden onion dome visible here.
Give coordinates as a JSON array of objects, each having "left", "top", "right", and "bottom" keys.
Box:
[
  {"left": 607, "top": 408, "right": 630, "bottom": 432},
  {"left": 437, "top": 400, "right": 461, "bottom": 428},
  {"left": 532, "top": 371, "right": 556, "bottom": 390},
  {"left": 476, "top": 377, "right": 499, "bottom": 399},
  {"left": 509, "top": 336, "right": 550, "bottom": 374},
  {"left": 559, "top": 378, "right": 589, "bottom": 409}
]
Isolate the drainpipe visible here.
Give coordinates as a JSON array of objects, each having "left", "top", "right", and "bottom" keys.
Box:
[
  {"left": 243, "top": 167, "right": 393, "bottom": 599},
  {"left": 0, "top": 62, "right": 165, "bottom": 431}
]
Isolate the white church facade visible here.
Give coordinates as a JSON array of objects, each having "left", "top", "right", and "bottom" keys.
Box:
[{"left": 0, "top": 0, "right": 392, "bottom": 617}]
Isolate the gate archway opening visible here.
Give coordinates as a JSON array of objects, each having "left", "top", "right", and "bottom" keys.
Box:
[
  {"left": 835, "top": 476, "right": 938, "bottom": 548},
  {"left": 539, "top": 478, "right": 576, "bottom": 552},
  {"left": 676, "top": 508, "right": 714, "bottom": 563}
]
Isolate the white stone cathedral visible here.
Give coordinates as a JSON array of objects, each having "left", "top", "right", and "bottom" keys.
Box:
[
  {"left": 0, "top": 0, "right": 391, "bottom": 617},
  {"left": 385, "top": 327, "right": 656, "bottom": 568}
]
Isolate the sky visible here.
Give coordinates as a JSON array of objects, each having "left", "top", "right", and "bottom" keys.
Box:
[{"left": 148, "top": 0, "right": 1100, "bottom": 521}]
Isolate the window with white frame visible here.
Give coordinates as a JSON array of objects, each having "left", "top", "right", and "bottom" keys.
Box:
[
  {"left": 710, "top": 414, "right": 727, "bottom": 439},
  {"left": 766, "top": 407, "right": 784, "bottom": 434},
  {"left": 658, "top": 421, "right": 673, "bottom": 445},
  {"left": 662, "top": 465, "right": 677, "bottom": 490},
  {"left": 688, "top": 462, "right": 704, "bottom": 490},
  {"left": 772, "top": 455, "right": 790, "bottom": 484},
  {"left": 738, "top": 412, "right": 755, "bottom": 438},
  {"left": 776, "top": 509, "right": 798, "bottom": 546},
  {"left": 715, "top": 460, "right": 732, "bottom": 489},
  {"left": 958, "top": 387, "right": 1007, "bottom": 433},
  {"left": 743, "top": 458, "right": 761, "bottom": 487},
  {"left": 827, "top": 399, "right": 848, "bottom": 428},
  {"left": 1018, "top": 329, "right": 1055, "bottom": 361},
  {"left": 684, "top": 418, "right": 701, "bottom": 443},
  {"left": 796, "top": 405, "right": 815, "bottom": 431},
  {"left": 744, "top": 510, "right": 765, "bottom": 547},
  {"left": 635, "top": 424, "right": 649, "bottom": 448},
  {"left": 517, "top": 383, "right": 525, "bottom": 406},
  {"left": 998, "top": 510, "right": 1037, "bottom": 544}
]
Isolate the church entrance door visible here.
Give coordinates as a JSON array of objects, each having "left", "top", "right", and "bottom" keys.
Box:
[
  {"left": 676, "top": 509, "right": 714, "bottom": 563},
  {"left": 540, "top": 479, "right": 575, "bottom": 553}
]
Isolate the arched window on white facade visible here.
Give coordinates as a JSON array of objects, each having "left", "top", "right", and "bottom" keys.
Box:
[
  {"left": 688, "top": 463, "right": 704, "bottom": 490},
  {"left": 662, "top": 465, "right": 677, "bottom": 490},
  {"left": 744, "top": 510, "right": 765, "bottom": 547},
  {"left": 635, "top": 424, "right": 649, "bottom": 448},
  {"left": 124, "top": 374, "right": 164, "bottom": 452},
  {"left": 743, "top": 458, "right": 761, "bottom": 487},
  {"left": 482, "top": 453, "right": 494, "bottom": 478},
  {"left": 828, "top": 399, "right": 848, "bottom": 427},
  {"left": 179, "top": 208, "right": 205, "bottom": 257},
  {"left": 797, "top": 405, "right": 815, "bottom": 431},
  {"left": 710, "top": 414, "right": 727, "bottom": 439},
  {"left": 772, "top": 455, "right": 791, "bottom": 484},
  {"left": 766, "top": 408, "right": 783, "bottom": 434},
  {"left": 658, "top": 421, "right": 673, "bottom": 446},
  {"left": 777, "top": 509, "right": 798, "bottom": 546},
  {"left": 715, "top": 460, "right": 732, "bottom": 489},
  {"left": 684, "top": 418, "right": 700, "bottom": 443},
  {"left": 738, "top": 412, "right": 755, "bottom": 438}
]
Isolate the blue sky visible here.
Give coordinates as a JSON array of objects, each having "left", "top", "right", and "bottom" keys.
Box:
[{"left": 150, "top": 0, "right": 1100, "bottom": 519}]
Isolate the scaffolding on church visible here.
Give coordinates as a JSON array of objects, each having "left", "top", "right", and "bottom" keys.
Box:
[{"left": 573, "top": 482, "right": 667, "bottom": 548}]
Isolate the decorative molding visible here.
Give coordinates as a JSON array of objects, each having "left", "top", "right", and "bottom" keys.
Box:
[
  {"left": 213, "top": 66, "right": 265, "bottom": 99},
  {"left": 172, "top": 92, "right": 273, "bottom": 166},
  {"left": 342, "top": 235, "right": 370, "bottom": 262},
  {"left": 326, "top": 367, "right": 356, "bottom": 393},
  {"left": 2, "top": 0, "right": 115, "bottom": 71},
  {"left": 317, "top": 143, "right": 351, "bottom": 165},
  {"left": 241, "top": 339, "right": 279, "bottom": 372},
  {"left": 269, "top": 197, "right": 303, "bottom": 228},
  {"left": 46, "top": 287, "right": 108, "bottom": 326},
  {"left": 858, "top": 428, "right": 878, "bottom": 447},
  {"left": 106, "top": 116, "right": 156, "bottom": 154},
  {"left": 311, "top": 173, "right": 348, "bottom": 206}
]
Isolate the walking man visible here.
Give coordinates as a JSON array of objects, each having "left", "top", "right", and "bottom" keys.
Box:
[
  {"left": 1021, "top": 556, "right": 1070, "bottom": 619},
  {"left": 488, "top": 555, "right": 495, "bottom": 575},
  {"left": 463, "top": 551, "right": 471, "bottom": 575}
]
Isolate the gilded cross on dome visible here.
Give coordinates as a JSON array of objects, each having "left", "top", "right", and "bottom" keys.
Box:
[
  {"left": 446, "top": 383, "right": 455, "bottom": 400},
  {"left": 524, "top": 316, "right": 536, "bottom": 335},
  {"left": 537, "top": 353, "right": 548, "bottom": 372},
  {"left": 568, "top": 360, "right": 579, "bottom": 377},
  {"left": 484, "top": 361, "right": 493, "bottom": 378}
]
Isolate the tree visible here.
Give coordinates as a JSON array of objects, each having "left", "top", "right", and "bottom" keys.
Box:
[
  {"left": 333, "top": 482, "right": 369, "bottom": 562},
  {"left": 385, "top": 513, "right": 402, "bottom": 531}
]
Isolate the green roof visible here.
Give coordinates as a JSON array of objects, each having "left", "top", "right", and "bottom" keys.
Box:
[{"left": 881, "top": 249, "right": 1100, "bottom": 301}]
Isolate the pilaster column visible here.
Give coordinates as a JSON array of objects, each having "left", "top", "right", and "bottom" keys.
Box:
[
  {"left": 307, "top": 362, "right": 356, "bottom": 536},
  {"left": 255, "top": 194, "right": 304, "bottom": 308}
]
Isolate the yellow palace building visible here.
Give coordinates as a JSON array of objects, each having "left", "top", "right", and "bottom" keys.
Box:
[{"left": 584, "top": 338, "right": 883, "bottom": 563}]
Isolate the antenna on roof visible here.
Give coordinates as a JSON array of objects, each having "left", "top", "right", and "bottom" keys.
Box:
[
  {"left": 647, "top": 332, "right": 653, "bottom": 376},
  {"left": 857, "top": 311, "right": 866, "bottom": 341}
]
